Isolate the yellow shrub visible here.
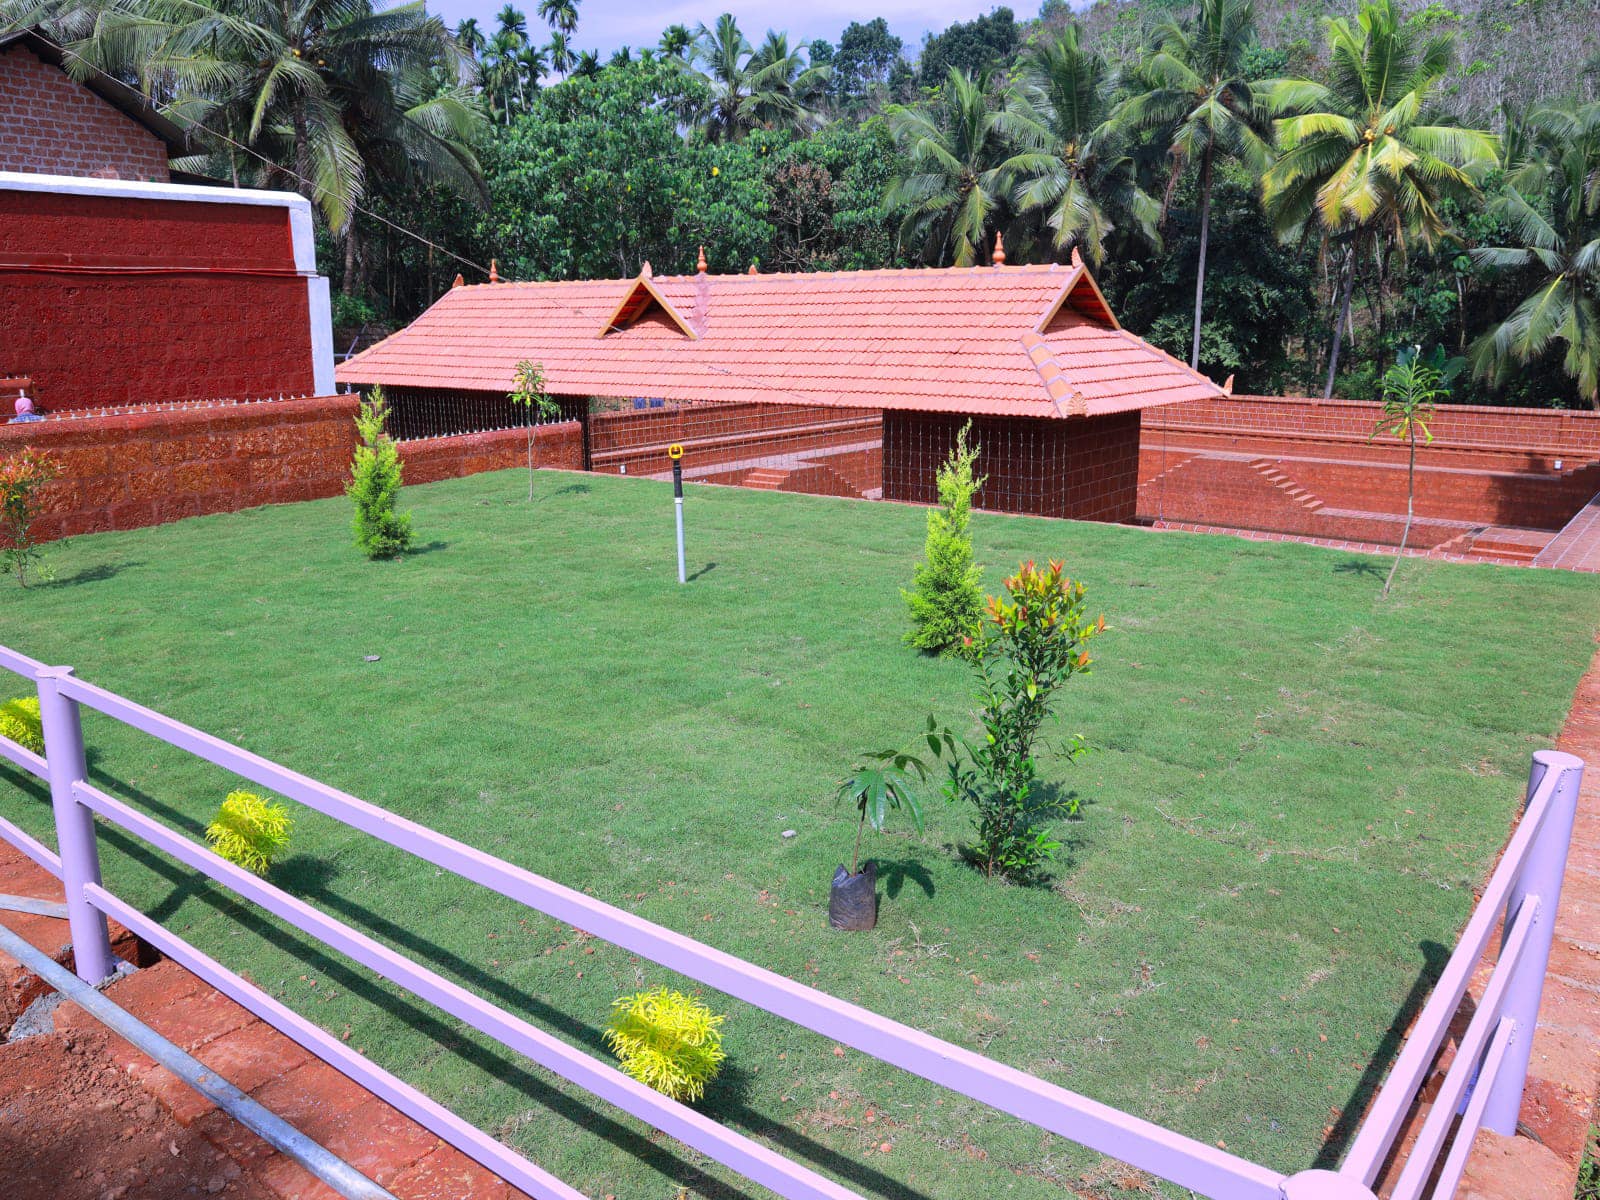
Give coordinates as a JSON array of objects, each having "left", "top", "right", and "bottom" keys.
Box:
[
  {"left": 0, "top": 697, "right": 43, "bottom": 754},
  {"left": 603, "top": 987, "right": 726, "bottom": 1103},
  {"left": 205, "top": 791, "right": 293, "bottom": 876}
]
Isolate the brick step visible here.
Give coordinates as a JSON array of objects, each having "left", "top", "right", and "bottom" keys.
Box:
[
  {"left": 1248, "top": 460, "right": 1326, "bottom": 511},
  {"left": 742, "top": 468, "right": 790, "bottom": 489}
]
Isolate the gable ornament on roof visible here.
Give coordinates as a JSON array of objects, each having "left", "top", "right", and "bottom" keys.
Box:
[
  {"left": 992, "top": 232, "right": 1006, "bottom": 266},
  {"left": 488, "top": 259, "right": 500, "bottom": 283},
  {"left": 696, "top": 245, "right": 708, "bottom": 274}
]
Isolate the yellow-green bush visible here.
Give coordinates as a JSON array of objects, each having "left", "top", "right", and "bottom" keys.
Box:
[
  {"left": 0, "top": 697, "right": 43, "bottom": 754},
  {"left": 205, "top": 791, "right": 293, "bottom": 876},
  {"left": 603, "top": 987, "right": 726, "bottom": 1103}
]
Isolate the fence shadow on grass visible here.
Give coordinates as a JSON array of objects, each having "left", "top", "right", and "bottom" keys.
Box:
[
  {"left": 66, "top": 770, "right": 937, "bottom": 1200},
  {"left": 1314, "top": 938, "right": 1453, "bottom": 1171}
]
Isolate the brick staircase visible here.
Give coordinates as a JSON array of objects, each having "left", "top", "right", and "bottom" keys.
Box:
[
  {"left": 741, "top": 467, "right": 789, "bottom": 490},
  {"left": 1248, "top": 459, "right": 1327, "bottom": 513}
]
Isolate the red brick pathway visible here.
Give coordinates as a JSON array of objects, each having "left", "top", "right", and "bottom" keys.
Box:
[{"left": 0, "top": 842, "right": 529, "bottom": 1200}]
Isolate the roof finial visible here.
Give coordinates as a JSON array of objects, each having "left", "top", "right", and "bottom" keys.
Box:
[
  {"left": 993, "top": 231, "right": 1006, "bottom": 266},
  {"left": 748, "top": 262, "right": 758, "bottom": 275},
  {"left": 489, "top": 258, "right": 499, "bottom": 283},
  {"left": 1069, "top": 246, "right": 1083, "bottom": 270},
  {"left": 1223, "top": 374, "right": 1235, "bottom": 395},
  {"left": 641, "top": 260, "right": 653, "bottom": 278},
  {"left": 452, "top": 273, "right": 464, "bottom": 289},
  {"left": 696, "top": 245, "right": 708, "bottom": 274}
]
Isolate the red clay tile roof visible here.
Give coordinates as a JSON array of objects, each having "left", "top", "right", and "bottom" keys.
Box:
[{"left": 336, "top": 262, "right": 1225, "bottom": 418}]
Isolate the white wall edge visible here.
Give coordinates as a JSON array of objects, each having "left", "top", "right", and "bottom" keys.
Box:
[
  {"left": 0, "top": 170, "right": 313, "bottom": 215},
  {"left": 307, "top": 276, "right": 335, "bottom": 396}
]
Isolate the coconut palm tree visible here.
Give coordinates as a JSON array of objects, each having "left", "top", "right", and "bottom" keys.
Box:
[
  {"left": 747, "top": 29, "right": 829, "bottom": 130},
  {"left": 1470, "top": 101, "right": 1600, "bottom": 406},
  {"left": 690, "top": 14, "right": 824, "bottom": 141},
  {"left": 456, "top": 17, "right": 485, "bottom": 60},
  {"left": 999, "top": 24, "right": 1160, "bottom": 266},
  {"left": 1115, "top": 0, "right": 1272, "bottom": 369},
  {"left": 1261, "top": 0, "right": 1498, "bottom": 396},
  {"left": 57, "top": 0, "right": 479, "bottom": 237},
  {"left": 545, "top": 29, "right": 572, "bottom": 75},
  {"left": 535, "top": 0, "right": 577, "bottom": 36},
  {"left": 886, "top": 68, "right": 1012, "bottom": 266},
  {"left": 659, "top": 23, "right": 693, "bottom": 61},
  {"left": 572, "top": 47, "right": 600, "bottom": 76}
]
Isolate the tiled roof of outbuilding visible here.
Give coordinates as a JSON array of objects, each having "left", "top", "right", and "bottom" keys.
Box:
[{"left": 336, "top": 260, "right": 1225, "bottom": 418}]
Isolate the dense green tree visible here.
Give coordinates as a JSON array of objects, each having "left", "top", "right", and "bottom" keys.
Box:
[
  {"left": 1470, "top": 101, "right": 1600, "bottom": 406},
  {"left": 1116, "top": 0, "right": 1273, "bottom": 368},
  {"left": 917, "top": 7, "right": 1018, "bottom": 90},
  {"left": 1000, "top": 23, "right": 1160, "bottom": 265},
  {"left": 832, "top": 17, "right": 904, "bottom": 114},
  {"left": 1262, "top": 0, "right": 1498, "bottom": 395}
]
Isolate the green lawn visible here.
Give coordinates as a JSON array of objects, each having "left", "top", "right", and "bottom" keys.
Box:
[{"left": 2, "top": 469, "right": 1596, "bottom": 1200}]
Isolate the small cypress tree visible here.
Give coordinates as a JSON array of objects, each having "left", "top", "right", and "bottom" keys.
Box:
[
  {"left": 347, "top": 387, "right": 414, "bottom": 559},
  {"left": 902, "top": 422, "right": 985, "bottom": 657}
]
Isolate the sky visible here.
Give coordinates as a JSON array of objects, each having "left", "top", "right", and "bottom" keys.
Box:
[{"left": 423, "top": 0, "right": 1026, "bottom": 60}]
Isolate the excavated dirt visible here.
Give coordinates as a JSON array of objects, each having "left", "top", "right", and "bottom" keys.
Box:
[{"left": 0, "top": 1025, "right": 273, "bottom": 1199}]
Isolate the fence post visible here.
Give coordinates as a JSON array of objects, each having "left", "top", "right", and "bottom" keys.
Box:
[
  {"left": 1279, "top": 1168, "right": 1378, "bottom": 1199},
  {"left": 35, "top": 665, "right": 114, "bottom": 984},
  {"left": 1481, "top": 748, "right": 1585, "bottom": 1135}
]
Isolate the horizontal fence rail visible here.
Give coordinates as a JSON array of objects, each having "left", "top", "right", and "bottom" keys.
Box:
[{"left": 0, "top": 642, "right": 1586, "bottom": 1200}]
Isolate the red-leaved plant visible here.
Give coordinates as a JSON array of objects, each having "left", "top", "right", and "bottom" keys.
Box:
[{"left": 939, "top": 559, "right": 1106, "bottom": 880}]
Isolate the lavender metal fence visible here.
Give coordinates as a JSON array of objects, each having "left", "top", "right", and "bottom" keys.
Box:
[{"left": 0, "top": 640, "right": 1585, "bottom": 1200}]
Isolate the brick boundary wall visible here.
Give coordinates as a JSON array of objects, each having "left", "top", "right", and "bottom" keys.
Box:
[
  {"left": 0, "top": 44, "right": 170, "bottom": 181},
  {"left": 1139, "top": 396, "right": 1600, "bottom": 548},
  {"left": 0, "top": 397, "right": 583, "bottom": 542},
  {"left": 395, "top": 421, "right": 581, "bottom": 484},
  {"left": 1146, "top": 395, "right": 1600, "bottom": 454}
]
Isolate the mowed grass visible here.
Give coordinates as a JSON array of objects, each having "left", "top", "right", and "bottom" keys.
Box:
[{"left": 2, "top": 469, "right": 1597, "bottom": 1200}]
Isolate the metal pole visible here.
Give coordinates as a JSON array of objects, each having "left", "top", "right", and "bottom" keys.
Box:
[
  {"left": 35, "top": 665, "right": 114, "bottom": 984},
  {"left": 1482, "top": 749, "right": 1585, "bottom": 1133},
  {"left": 672, "top": 451, "right": 687, "bottom": 585}
]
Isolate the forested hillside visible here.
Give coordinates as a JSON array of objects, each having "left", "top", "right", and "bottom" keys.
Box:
[
  {"left": 8, "top": 0, "right": 1598, "bottom": 408},
  {"left": 1070, "top": 0, "right": 1600, "bottom": 118}
]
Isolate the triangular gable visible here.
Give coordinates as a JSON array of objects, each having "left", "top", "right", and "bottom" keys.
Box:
[
  {"left": 597, "top": 271, "right": 698, "bottom": 340},
  {"left": 1033, "top": 258, "right": 1120, "bottom": 335}
]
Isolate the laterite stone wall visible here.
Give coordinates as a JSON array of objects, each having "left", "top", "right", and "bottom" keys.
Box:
[
  {"left": 0, "top": 399, "right": 584, "bottom": 541},
  {"left": 0, "top": 188, "right": 314, "bottom": 411},
  {"left": 2, "top": 397, "right": 359, "bottom": 541}
]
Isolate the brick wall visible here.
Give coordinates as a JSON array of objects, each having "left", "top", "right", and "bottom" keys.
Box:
[
  {"left": 1, "top": 188, "right": 314, "bottom": 411},
  {"left": 885, "top": 411, "right": 1141, "bottom": 522},
  {"left": 395, "top": 421, "right": 581, "bottom": 484},
  {"left": 589, "top": 401, "right": 881, "bottom": 478},
  {"left": 0, "top": 400, "right": 582, "bottom": 542},
  {"left": 1139, "top": 395, "right": 1600, "bottom": 542},
  {"left": 1147, "top": 395, "right": 1600, "bottom": 456},
  {"left": 2, "top": 396, "right": 357, "bottom": 541},
  {"left": 0, "top": 45, "right": 169, "bottom": 181}
]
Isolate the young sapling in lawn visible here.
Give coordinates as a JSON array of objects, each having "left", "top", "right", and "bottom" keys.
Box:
[
  {"left": 0, "top": 446, "right": 61, "bottom": 587},
  {"left": 903, "top": 422, "right": 985, "bottom": 658},
  {"left": 831, "top": 735, "right": 938, "bottom": 929},
  {"left": 347, "top": 388, "right": 414, "bottom": 559},
  {"left": 510, "top": 359, "right": 561, "bottom": 500}
]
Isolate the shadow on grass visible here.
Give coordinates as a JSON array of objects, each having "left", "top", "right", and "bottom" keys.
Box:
[
  {"left": 55, "top": 770, "right": 935, "bottom": 1200},
  {"left": 1315, "top": 939, "right": 1452, "bottom": 1170},
  {"left": 1333, "top": 559, "right": 1386, "bottom": 579},
  {"left": 404, "top": 541, "right": 450, "bottom": 557},
  {"left": 874, "top": 858, "right": 935, "bottom": 901},
  {"left": 948, "top": 787, "right": 1092, "bottom": 887},
  {"left": 687, "top": 562, "right": 718, "bottom": 581},
  {"left": 37, "top": 560, "right": 146, "bottom": 589}
]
